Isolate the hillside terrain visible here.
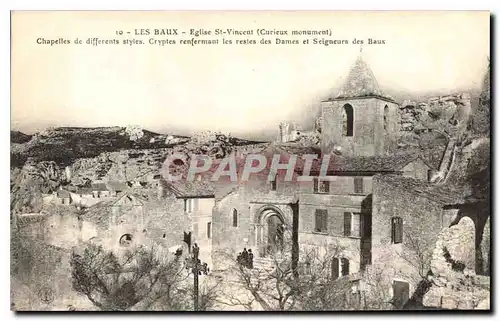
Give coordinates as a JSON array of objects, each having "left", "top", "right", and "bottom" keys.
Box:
[{"left": 10, "top": 126, "right": 267, "bottom": 213}]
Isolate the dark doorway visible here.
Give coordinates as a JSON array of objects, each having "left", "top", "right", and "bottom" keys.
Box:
[
  {"left": 392, "top": 280, "right": 410, "bottom": 309},
  {"left": 266, "top": 215, "right": 284, "bottom": 256}
]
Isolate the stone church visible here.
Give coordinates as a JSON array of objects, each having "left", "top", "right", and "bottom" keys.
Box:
[{"left": 159, "top": 54, "right": 489, "bottom": 309}]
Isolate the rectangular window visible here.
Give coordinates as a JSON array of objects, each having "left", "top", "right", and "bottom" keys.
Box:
[
  {"left": 354, "top": 177, "right": 364, "bottom": 194},
  {"left": 207, "top": 222, "right": 211, "bottom": 239},
  {"left": 391, "top": 217, "right": 403, "bottom": 244},
  {"left": 232, "top": 210, "right": 238, "bottom": 227},
  {"left": 314, "top": 209, "right": 328, "bottom": 233},
  {"left": 341, "top": 258, "right": 350, "bottom": 276},
  {"left": 343, "top": 212, "right": 352, "bottom": 237},
  {"left": 313, "top": 178, "right": 329, "bottom": 194},
  {"left": 185, "top": 199, "right": 199, "bottom": 213}
]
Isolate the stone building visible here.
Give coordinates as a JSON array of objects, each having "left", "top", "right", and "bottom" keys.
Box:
[
  {"left": 165, "top": 178, "right": 218, "bottom": 268},
  {"left": 321, "top": 55, "right": 400, "bottom": 156}
]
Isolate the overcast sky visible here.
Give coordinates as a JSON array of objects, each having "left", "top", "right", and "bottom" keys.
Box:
[{"left": 11, "top": 11, "right": 490, "bottom": 137}]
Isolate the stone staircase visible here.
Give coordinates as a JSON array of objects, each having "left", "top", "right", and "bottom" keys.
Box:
[{"left": 253, "top": 257, "right": 276, "bottom": 272}]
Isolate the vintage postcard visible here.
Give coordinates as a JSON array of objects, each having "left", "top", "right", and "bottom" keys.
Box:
[{"left": 10, "top": 11, "right": 490, "bottom": 311}]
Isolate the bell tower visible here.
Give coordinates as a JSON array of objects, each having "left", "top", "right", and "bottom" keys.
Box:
[{"left": 321, "top": 54, "right": 399, "bottom": 156}]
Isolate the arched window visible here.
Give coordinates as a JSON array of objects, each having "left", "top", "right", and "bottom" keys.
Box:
[
  {"left": 331, "top": 257, "right": 350, "bottom": 279},
  {"left": 391, "top": 217, "right": 403, "bottom": 244},
  {"left": 384, "top": 105, "right": 389, "bottom": 131},
  {"left": 232, "top": 209, "right": 238, "bottom": 227},
  {"left": 342, "top": 104, "right": 354, "bottom": 137},
  {"left": 341, "top": 258, "right": 350, "bottom": 276}
]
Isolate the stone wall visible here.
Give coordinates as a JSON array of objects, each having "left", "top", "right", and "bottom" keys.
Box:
[
  {"left": 11, "top": 233, "right": 95, "bottom": 311},
  {"left": 212, "top": 176, "right": 299, "bottom": 270},
  {"left": 370, "top": 175, "right": 456, "bottom": 304},
  {"left": 321, "top": 98, "right": 399, "bottom": 156}
]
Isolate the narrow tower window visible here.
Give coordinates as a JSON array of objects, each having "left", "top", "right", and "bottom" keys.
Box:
[
  {"left": 384, "top": 105, "right": 389, "bottom": 131},
  {"left": 342, "top": 104, "right": 354, "bottom": 137}
]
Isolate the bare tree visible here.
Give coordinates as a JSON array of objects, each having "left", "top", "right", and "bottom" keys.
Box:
[
  {"left": 397, "top": 230, "right": 433, "bottom": 280},
  {"left": 222, "top": 242, "right": 352, "bottom": 311},
  {"left": 70, "top": 243, "right": 190, "bottom": 311}
]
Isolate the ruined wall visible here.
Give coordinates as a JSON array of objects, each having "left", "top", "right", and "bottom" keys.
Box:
[{"left": 423, "top": 217, "right": 490, "bottom": 310}]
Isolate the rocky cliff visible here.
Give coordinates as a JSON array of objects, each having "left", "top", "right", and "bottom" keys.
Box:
[{"left": 10, "top": 127, "right": 267, "bottom": 213}]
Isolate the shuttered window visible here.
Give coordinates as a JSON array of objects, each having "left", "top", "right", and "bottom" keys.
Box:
[
  {"left": 313, "top": 178, "right": 329, "bottom": 194},
  {"left": 314, "top": 209, "right": 328, "bottom": 233},
  {"left": 341, "top": 258, "right": 350, "bottom": 276},
  {"left": 207, "top": 222, "right": 211, "bottom": 239},
  {"left": 391, "top": 217, "right": 403, "bottom": 244},
  {"left": 354, "top": 177, "right": 364, "bottom": 194},
  {"left": 351, "top": 213, "right": 361, "bottom": 238},
  {"left": 319, "top": 180, "right": 329, "bottom": 193},
  {"left": 332, "top": 257, "right": 340, "bottom": 280},
  {"left": 344, "top": 212, "right": 352, "bottom": 236}
]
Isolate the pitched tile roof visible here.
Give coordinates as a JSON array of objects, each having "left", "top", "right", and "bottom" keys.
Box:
[
  {"left": 91, "top": 182, "right": 108, "bottom": 191},
  {"left": 306, "top": 151, "right": 424, "bottom": 174},
  {"left": 106, "top": 181, "right": 128, "bottom": 192},
  {"left": 74, "top": 188, "right": 94, "bottom": 195},
  {"left": 334, "top": 56, "right": 395, "bottom": 102},
  {"left": 56, "top": 190, "right": 71, "bottom": 198},
  {"left": 374, "top": 174, "right": 470, "bottom": 205},
  {"left": 167, "top": 179, "right": 216, "bottom": 198}
]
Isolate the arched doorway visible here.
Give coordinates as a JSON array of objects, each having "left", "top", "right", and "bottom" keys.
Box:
[
  {"left": 255, "top": 206, "right": 289, "bottom": 258},
  {"left": 266, "top": 214, "right": 284, "bottom": 255}
]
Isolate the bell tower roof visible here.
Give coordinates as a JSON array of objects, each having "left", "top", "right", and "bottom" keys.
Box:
[{"left": 333, "top": 54, "right": 395, "bottom": 103}]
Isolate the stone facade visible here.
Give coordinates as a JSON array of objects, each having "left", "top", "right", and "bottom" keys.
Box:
[{"left": 321, "top": 98, "right": 399, "bottom": 156}]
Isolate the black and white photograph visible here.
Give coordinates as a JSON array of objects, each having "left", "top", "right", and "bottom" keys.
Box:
[{"left": 9, "top": 10, "right": 491, "bottom": 312}]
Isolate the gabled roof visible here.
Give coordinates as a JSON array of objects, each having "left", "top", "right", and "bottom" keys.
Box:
[
  {"left": 333, "top": 55, "right": 395, "bottom": 103},
  {"left": 82, "top": 191, "right": 148, "bottom": 225}
]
